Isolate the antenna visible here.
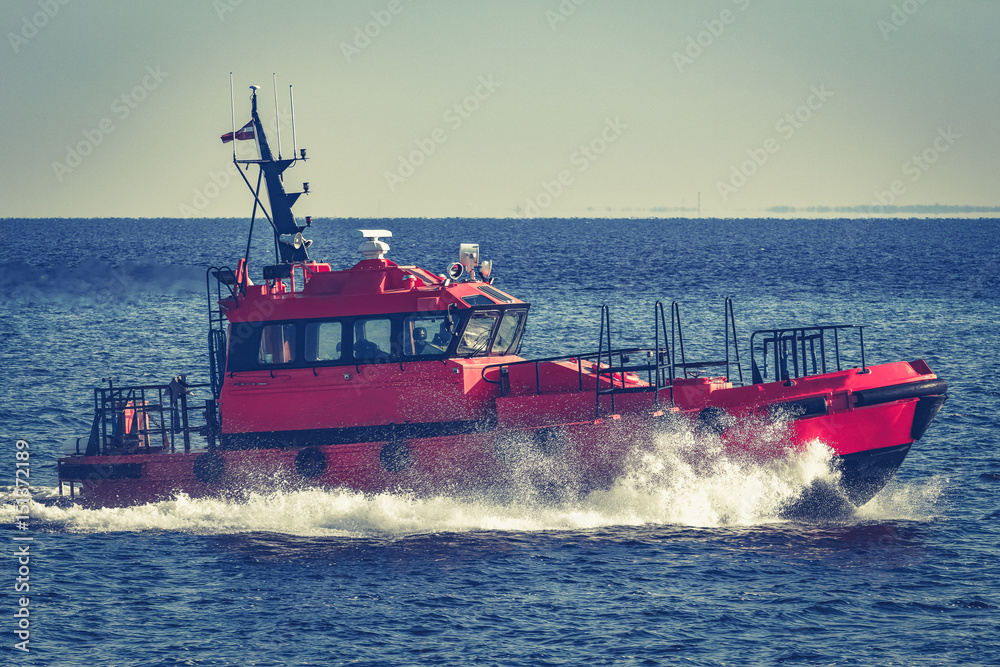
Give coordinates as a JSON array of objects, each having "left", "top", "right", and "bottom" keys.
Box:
[
  {"left": 289, "top": 85, "right": 298, "bottom": 160},
  {"left": 229, "top": 72, "right": 236, "bottom": 162},
  {"left": 272, "top": 73, "right": 281, "bottom": 160}
]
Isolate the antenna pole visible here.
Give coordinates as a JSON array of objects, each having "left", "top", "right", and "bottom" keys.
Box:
[
  {"left": 272, "top": 73, "right": 281, "bottom": 160},
  {"left": 229, "top": 72, "right": 236, "bottom": 162},
  {"left": 289, "top": 85, "right": 297, "bottom": 160}
]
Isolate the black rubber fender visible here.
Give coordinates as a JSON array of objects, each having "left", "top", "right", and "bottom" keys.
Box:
[
  {"left": 695, "top": 406, "right": 734, "bottom": 436},
  {"left": 193, "top": 452, "right": 225, "bottom": 484},
  {"left": 767, "top": 396, "right": 828, "bottom": 421},
  {"left": 294, "top": 447, "right": 326, "bottom": 478},
  {"left": 853, "top": 379, "right": 948, "bottom": 408},
  {"left": 380, "top": 441, "right": 412, "bottom": 472},
  {"left": 532, "top": 427, "right": 567, "bottom": 456},
  {"left": 493, "top": 430, "right": 523, "bottom": 463}
]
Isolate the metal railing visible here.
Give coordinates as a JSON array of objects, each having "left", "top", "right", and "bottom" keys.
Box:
[
  {"left": 482, "top": 305, "right": 868, "bottom": 415},
  {"left": 749, "top": 324, "right": 867, "bottom": 384},
  {"left": 206, "top": 266, "right": 237, "bottom": 400},
  {"left": 79, "top": 379, "right": 216, "bottom": 457},
  {"left": 483, "top": 299, "right": 745, "bottom": 417},
  {"left": 667, "top": 298, "right": 743, "bottom": 384}
]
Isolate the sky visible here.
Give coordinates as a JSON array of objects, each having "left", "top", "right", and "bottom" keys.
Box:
[{"left": 1, "top": 0, "right": 998, "bottom": 219}]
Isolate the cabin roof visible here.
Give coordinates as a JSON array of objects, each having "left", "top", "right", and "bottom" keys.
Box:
[{"left": 221, "top": 259, "right": 524, "bottom": 322}]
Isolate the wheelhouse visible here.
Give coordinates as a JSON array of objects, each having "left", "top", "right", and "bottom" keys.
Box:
[{"left": 225, "top": 304, "right": 530, "bottom": 371}]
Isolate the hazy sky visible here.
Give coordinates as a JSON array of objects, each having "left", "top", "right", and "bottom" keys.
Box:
[{"left": 1, "top": 1, "right": 998, "bottom": 218}]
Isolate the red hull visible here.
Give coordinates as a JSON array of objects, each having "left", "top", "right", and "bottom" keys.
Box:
[{"left": 59, "top": 358, "right": 945, "bottom": 508}]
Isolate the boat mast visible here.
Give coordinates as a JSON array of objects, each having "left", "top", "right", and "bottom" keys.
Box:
[{"left": 233, "top": 81, "right": 311, "bottom": 266}]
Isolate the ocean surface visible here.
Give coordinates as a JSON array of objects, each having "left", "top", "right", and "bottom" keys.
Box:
[{"left": 1, "top": 217, "right": 999, "bottom": 666}]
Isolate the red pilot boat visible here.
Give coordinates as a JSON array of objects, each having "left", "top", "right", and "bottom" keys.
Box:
[{"left": 57, "top": 84, "right": 948, "bottom": 508}]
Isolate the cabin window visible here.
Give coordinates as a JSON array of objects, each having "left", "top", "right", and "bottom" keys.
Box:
[
  {"left": 490, "top": 310, "right": 524, "bottom": 356},
  {"left": 354, "top": 318, "right": 392, "bottom": 361},
  {"left": 258, "top": 324, "right": 296, "bottom": 365},
  {"left": 305, "top": 322, "right": 342, "bottom": 362},
  {"left": 457, "top": 311, "right": 499, "bottom": 356},
  {"left": 402, "top": 314, "right": 452, "bottom": 357},
  {"left": 461, "top": 294, "right": 495, "bottom": 306}
]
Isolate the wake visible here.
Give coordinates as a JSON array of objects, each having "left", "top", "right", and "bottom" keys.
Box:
[{"left": 2, "top": 421, "right": 943, "bottom": 537}]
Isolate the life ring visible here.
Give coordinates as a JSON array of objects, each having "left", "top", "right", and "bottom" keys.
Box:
[
  {"left": 380, "top": 441, "right": 412, "bottom": 472},
  {"left": 294, "top": 447, "right": 326, "bottom": 478},
  {"left": 193, "top": 452, "right": 225, "bottom": 484},
  {"left": 694, "top": 407, "right": 733, "bottom": 436}
]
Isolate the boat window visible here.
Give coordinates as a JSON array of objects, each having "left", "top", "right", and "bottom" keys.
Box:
[
  {"left": 354, "top": 318, "right": 391, "bottom": 361},
  {"left": 457, "top": 311, "right": 499, "bottom": 357},
  {"left": 403, "top": 314, "right": 451, "bottom": 357},
  {"left": 258, "top": 324, "right": 296, "bottom": 365},
  {"left": 305, "top": 322, "right": 342, "bottom": 362},
  {"left": 490, "top": 310, "right": 525, "bottom": 356},
  {"left": 462, "top": 294, "right": 494, "bottom": 306}
]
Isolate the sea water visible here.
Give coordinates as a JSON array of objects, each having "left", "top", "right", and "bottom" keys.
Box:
[{"left": 1, "top": 217, "right": 998, "bottom": 665}]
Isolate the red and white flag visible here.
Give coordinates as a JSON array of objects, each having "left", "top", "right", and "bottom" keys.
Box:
[{"left": 221, "top": 120, "right": 255, "bottom": 143}]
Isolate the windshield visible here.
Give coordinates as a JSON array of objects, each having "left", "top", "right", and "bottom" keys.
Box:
[
  {"left": 456, "top": 311, "right": 499, "bottom": 357},
  {"left": 490, "top": 310, "right": 524, "bottom": 356}
]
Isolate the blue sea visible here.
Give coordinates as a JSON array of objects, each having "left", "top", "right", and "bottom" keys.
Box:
[{"left": 2, "top": 217, "right": 999, "bottom": 666}]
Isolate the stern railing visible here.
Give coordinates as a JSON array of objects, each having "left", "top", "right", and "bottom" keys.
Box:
[{"left": 78, "top": 378, "right": 216, "bottom": 457}]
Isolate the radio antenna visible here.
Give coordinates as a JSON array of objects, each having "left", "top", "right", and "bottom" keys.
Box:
[
  {"left": 290, "top": 85, "right": 298, "bottom": 160},
  {"left": 229, "top": 72, "right": 236, "bottom": 162},
  {"left": 272, "top": 73, "right": 281, "bottom": 160}
]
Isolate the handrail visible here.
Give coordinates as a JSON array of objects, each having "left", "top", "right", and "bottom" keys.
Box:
[
  {"left": 481, "top": 348, "right": 661, "bottom": 389},
  {"left": 749, "top": 324, "right": 864, "bottom": 384},
  {"left": 653, "top": 301, "right": 672, "bottom": 406},
  {"left": 484, "top": 303, "right": 862, "bottom": 404},
  {"left": 83, "top": 380, "right": 214, "bottom": 457},
  {"left": 483, "top": 299, "right": 749, "bottom": 409},
  {"left": 596, "top": 306, "right": 614, "bottom": 416},
  {"left": 206, "top": 266, "right": 236, "bottom": 400},
  {"left": 671, "top": 301, "right": 686, "bottom": 372},
  {"left": 724, "top": 297, "right": 744, "bottom": 385},
  {"left": 670, "top": 299, "right": 743, "bottom": 383}
]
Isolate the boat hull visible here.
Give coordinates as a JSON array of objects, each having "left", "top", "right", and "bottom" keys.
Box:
[{"left": 58, "top": 372, "right": 946, "bottom": 508}]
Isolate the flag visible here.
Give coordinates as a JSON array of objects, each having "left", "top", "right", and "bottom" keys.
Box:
[{"left": 221, "top": 120, "right": 255, "bottom": 143}]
